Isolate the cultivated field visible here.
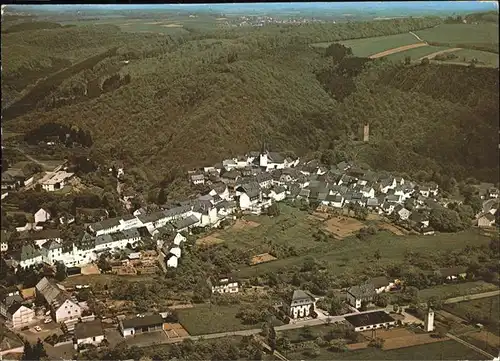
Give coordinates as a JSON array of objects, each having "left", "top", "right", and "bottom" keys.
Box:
[
  {"left": 231, "top": 219, "right": 261, "bottom": 231},
  {"left": 338, "top": 33, "right": 420, "bottom": 57},
  {"left": 443, "top": 296, "right": 500, "bottom": 336},
  {"left": 195, "top": 233, "right": 225, "bottom": 246},
  {"left": 323, "top": 216, "right": 365, "bottom": 238},
  {"left": 311, "top": 33, "right": 420, "bottom": 57},
  {"left": 176, "top": 303, "right": 282, "bottom": 335},
  {"left": 369, "top": 42, "right": 427, "bottom": 59},
  {"left": 228, "top": 205, "right": 491, "bottom": 278},
  {"left": 249, "top": 253, "right": 277, "bottom": 265},
  {"left": 384, "top": 45, "right": 450, "bottom": 62},
  {"left": 164, "top": 323, "right": 189, "bottom": 338},
  {"left": 415, "top": 23, "right": 499, "bottom": 50}
]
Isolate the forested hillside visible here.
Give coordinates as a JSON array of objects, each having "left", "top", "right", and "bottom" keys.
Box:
[{"left": 3, "top": 15, "right": 498, "bottom": 194}]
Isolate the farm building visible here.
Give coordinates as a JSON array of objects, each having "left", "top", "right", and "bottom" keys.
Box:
[
  {"left": 74, "top": 320, "right": 104, "bottom": 350},
  {"left": 120, "top": 314, "right": 164, "bottom": 337},
  {"left": 39, "top": 171, "right": 74, "bottom": 192},
  {"left": 344, "top": 311, "right": 397, "bottom": 332}
]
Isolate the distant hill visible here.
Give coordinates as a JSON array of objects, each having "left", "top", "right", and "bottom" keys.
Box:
[{"left": 3, "top": 16, "right": 498, "bottom": 194}]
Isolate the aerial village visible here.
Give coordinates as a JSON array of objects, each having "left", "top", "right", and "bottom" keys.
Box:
[{"left": 1, "top": 146, "right": 499, "bottom": 357}]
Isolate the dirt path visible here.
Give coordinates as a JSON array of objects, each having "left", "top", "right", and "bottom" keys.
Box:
[
  {"left": 15, "top": 146, "right": 51, "bottom": 168},
  {"left": 369, "top": 42, "right": 428, "bottom": 59},
  {"left": 409, "top": 31, "right": 425, "bottom": 42},
  {"left": 418, "top": 47, "right": 462, "bottom": 60}
]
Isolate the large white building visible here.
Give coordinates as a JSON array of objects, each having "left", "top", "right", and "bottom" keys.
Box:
[
  {"left": 287, "top": 290, "right": 315, "bottom": 319},
  {"left": 74, "top": 320, "right": 105, "bottom": 350},
  {"left": 208, "top": 277, "right": 239, "bottom": 294}
]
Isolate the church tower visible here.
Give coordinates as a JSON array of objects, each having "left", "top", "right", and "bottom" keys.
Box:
[{"left": 424, "top": 308, "right": 435, "bottom": 332}]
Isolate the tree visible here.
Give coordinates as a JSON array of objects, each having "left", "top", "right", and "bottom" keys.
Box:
[
  {"left": 97, "top": 255, "right": 111, "bottom": 273},
  {"left": 157, "top": 187, "right": 167, "bottom": 205},
  {"left": 55, "top": 261, "right": 67, "bottom": 281},
  {"left": 404, "top": 56, "right": 411, "bottom": 65},
  {"left": 429, "top": 207, "right": 464, "bottom": 233},
  {"left": 373, "top": 293, "right": 389, "bottom": 307},
  {"left": 328, "top": 339, "right": 347, "bottom": 352},
  {"left": 267, "top": 203, "right": 280, "bottom": 217},
  {"left": 325, "top": 43, "right": 352, "bottom": 62},
  {"left": 421, "top": 57, "right": 430, "bottom": 65}
]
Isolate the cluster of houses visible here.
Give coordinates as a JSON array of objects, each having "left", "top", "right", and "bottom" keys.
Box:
[{"left": 4, "top": 149, "right": 498, "bottom": 272}]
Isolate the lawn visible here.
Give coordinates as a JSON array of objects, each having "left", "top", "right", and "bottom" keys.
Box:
[
  {"left": 311, "top": 33, "right": 420, "bottom": 57},
  {"left": 415, "top": 23, "right": 499, "bottom": 50},
  {"left": 418, "top": 281, "right": 499, "bottom": 301},
  {"left": 176, "top": 303, "right": 283, "bottom": 335},
  {"left": 285, "top": 340, "right": 485, "bottom": 360},
  {"left": 443, "top": 296, "right": 500, "bottom": 336},
  {"left": 385, "top": 45, "right": 450, "bottom": 62}
]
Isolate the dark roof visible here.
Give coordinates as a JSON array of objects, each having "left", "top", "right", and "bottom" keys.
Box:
[
  {"left": 268, "top": 152, "right": 285, "bottom": 164},
  {"left": 437, "top": 266, "right": 467, "bottom": 277},
  {"left": 288, "top": 290, "right": 315, "bottom": 307},
  {"left": 172, "top": 215, "right": 199, "bottom": 230},
  {"left": 256, "top": 172, "right": 273, "bottom": 183},
  {"left": 347, "top": 283, "right": 376, "bottom": 299},
  {"left": 6, "top": 302, "right": 25, "bottom": 316},
  {"left": 20, "top": 245, "right": 41, "bottom": 261},
  {"left": 90, "top": 217, "right": 121, "bottom": 231},
  {"left": 238, "top": 181, "right": 261, "bottom": 198},
  {"left": 75, "top": 320, "right": 104, "bottom": 339},
  {"left": 345, "top": 311, "right": 395, "bottom": 328},
  {"left": 29, "top": 229, "right": 61, "bottom": 240},
  {"left": 121, "top": 314, "right": 164, "bottom": 329}
]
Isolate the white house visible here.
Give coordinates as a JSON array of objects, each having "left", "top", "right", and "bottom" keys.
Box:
[
  {"left": 190, "top": 174, "right": 205, "bottom": 185},
  {"left": 346, "top": 284, "right": 376, "bottom": 309},
  {"left": 260, "top": 151, "right": 286, "bottom": 171},
  {"left": 173, "top": 233, "right": 187, "bottom": 246},
  {"left": 488, "top": 188, "right": 499, "bottom": 199},
  {"left": 19, "top": 245, "right": 43, "bottom": 268},
  {"left": 268, "top": 186, "right": 286, "bottom": 202},
  {"left": 120, "top": 314, "right": 164, "bottom": 337},
  {"left": 380, "top": 178, "right": 397, "bottom": 194},
  {"left": 396, "top": 206, "right": 411, "bottom": 221},
  {"left": 74, "top": 320, "right": 105, "bottom": 350},
  {"left": 419, "top": 186, "right": 430, "bottom": 198},
  {"left": 360, "top": 186, "right": 375, "bottom": 199},
  {"left": 6, "top": 304, "right": 35, "bottom": 329},
  {"left": 34, "top": 208, "right": 51, "bottom": 225},
  {"left": 477, "top": 213, "right": 495, "bottom": 227},
  {"left": 287, "top": 290, "right": 315, "bottom": 319},
  {"left": 208, "top": 277, "right": 239, "bottom": 294},
  {"left": 39, "top": 171, "right": 74, "bottom": 192},
  {"left": 236, "top": 182, "right": 262, "bottom": 210},
  {"left": 344, "top": 311, "right": 397, "bottom": 332},
  {"left": 166, "top": 254, "right": 178, "bottom": 268},
  {"left": 53, "top": 296, "right": 82, "bottom": 323}
]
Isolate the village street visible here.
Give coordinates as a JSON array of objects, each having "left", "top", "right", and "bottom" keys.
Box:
[{"left": 114, "top": 290, "right": 500, "bottom": 353}]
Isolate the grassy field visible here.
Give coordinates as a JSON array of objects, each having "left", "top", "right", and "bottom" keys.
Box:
[
  {"left": 340, "top": 33, "right": 420, "bottom": 57},
  {"left": 223, "top": 205, "right": 491, "bottom": 278},
  {"left": 418, "top": 281, "right": 499, "bottom": 301},
  {"left": 432, "top": 48, "right": 499, "bottom": 68},
  {"left": 415, "top": 23, "right": 499, "bottom": 50},
  {"left": 176, "top": 303, "right": 283, "bottom": 335},
  {"left": 286, "top": 339, "right": 486, "bottom": 360},
  {"left": 311, "top": 33, "right": 419, "bottom": 57},
  {"left": 443, "top": 296, "right": 500, "bottom": 336},
  {"left": 384, "top": 45, "right": 450, "bottom": 62}
]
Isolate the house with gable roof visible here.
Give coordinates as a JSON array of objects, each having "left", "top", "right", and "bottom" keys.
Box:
[
  {"left": 286, "top": 290, "right": 316, "bottom": 319},
  {"left": 235, "top": 181, "right": 262, "bottom": 210},
  {"left": 347, "top": 283, "right": 377, "bottom": 309}
]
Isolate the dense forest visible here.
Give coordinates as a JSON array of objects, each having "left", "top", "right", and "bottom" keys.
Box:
[{"left": 2, "top": 15, "right": 498, "bottom": 196}]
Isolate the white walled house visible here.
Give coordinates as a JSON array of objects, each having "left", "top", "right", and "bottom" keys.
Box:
[
  {"left": 345, "top": 311, "right": 397, "bottom": 332},
  {"left": 19, "top": 245, "right": 43, "bottom": 268},
  {"left": 166, "top": 254, "right": 178, "bottom": 268},
  {"left": 74, "top": 320, "right": 105, "bottom": 350},
  {"left": 347, "top": 284, "right": 376, "bottom": 309},
  {"left": 269, "top": 187, "right": 286, "bottom": 202},
  {"left": 236, "top": 182, "right": 262, "bottom": 210},
  {"left": 53, "top": 296, "right": 82, "bottom": 323},
  {"left": 208, "top": 277, "right": 239, "bottom": 294},
  {"left": 7, "top": 304, "right": 35, "bottom": 329},
  {"left": 34, "top": 208, "right": 51, "bottom": 224},
  {"left": 287, "top": 290, "right": 315, "bottom": 319},
  {"left": 260, "top": 152, "right": 286, "bottom": 171}
]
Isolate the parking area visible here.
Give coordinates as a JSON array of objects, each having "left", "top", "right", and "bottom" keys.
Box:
[{"left": 18, "top": 320, "right": 62, "bottom": 343}]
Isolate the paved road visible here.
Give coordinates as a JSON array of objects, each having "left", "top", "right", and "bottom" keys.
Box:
[
  {"left": 129, "top": 290, "right": 500, "bottom": 351},
  {"left": 443, "top": 290, "right": 500, "bottom": 304}
]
